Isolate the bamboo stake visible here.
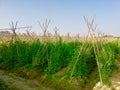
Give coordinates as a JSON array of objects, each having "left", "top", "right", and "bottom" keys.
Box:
[
  {"left": 84, "top": 16, "right": 103, "bottom": 86},
  {"left": 38, "top": 19, "right": 50, "bottom": 42}
]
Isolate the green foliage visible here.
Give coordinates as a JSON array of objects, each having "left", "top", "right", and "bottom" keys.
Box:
[
  {"left": 97, "top": 43, "right": 116, "bottom": 84},
  {"left": 0, "top": 42, "right": 18, "bottom": 69},
  {"left": 0, "top": 39, "right": 118, "bottom": 86},
  {"left": 0, "top": 44, "right": 8, "bottom": 65},
  {"left": 0, "top": 81, "right": 10, "bottom": 90},
  {"left": 14, "top": 40, "right": 29, "bottom": 68},
  {"left": 107, "top": 41, "right": 119, "bottom": 55},
  {"left": 25, "top": 63, "right": 33, "bottom": 71},
  {"left": 67, "top": 42, "right": 96, "bottom": 80},
  {"left": 32, "top": 41, "right": 52, "bottom": 71},
  {"left": 45, "top": 40, "right": 81, "bottom": 75}
]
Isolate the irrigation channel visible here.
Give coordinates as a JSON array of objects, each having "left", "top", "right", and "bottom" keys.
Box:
[{"left": 0, "top": 70, "right": 53, "bottom": 90}]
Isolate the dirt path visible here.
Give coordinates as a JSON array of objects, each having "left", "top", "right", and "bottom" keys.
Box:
[{"left": 0, "top": 70, "right": 52, "bottom": 90}]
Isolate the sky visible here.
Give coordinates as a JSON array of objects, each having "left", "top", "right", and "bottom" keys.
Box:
[{"left": 0, "top": 0, "right": 120, "bottom": 36}]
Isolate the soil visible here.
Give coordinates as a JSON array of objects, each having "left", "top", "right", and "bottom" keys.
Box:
[{"left": 0, "top": 70, "right": 53, "bottom": 90}]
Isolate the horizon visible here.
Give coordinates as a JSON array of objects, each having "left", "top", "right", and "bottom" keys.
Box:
[{"left": 0, "top": 0, "right": 120, "bottom": 36}]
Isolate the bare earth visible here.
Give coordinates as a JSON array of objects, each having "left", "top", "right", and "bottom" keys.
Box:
[{"left": 0, "top": 70, "right": 52, "bottom": 90}]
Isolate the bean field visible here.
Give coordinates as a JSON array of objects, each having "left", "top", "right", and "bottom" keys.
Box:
[{"left": 0, "top": 36, "right": 120, "bottom": 90}]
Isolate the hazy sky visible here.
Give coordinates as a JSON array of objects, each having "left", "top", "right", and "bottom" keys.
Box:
[{"left": 0, "top": 0, "right": 120, "bottom": 36}]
